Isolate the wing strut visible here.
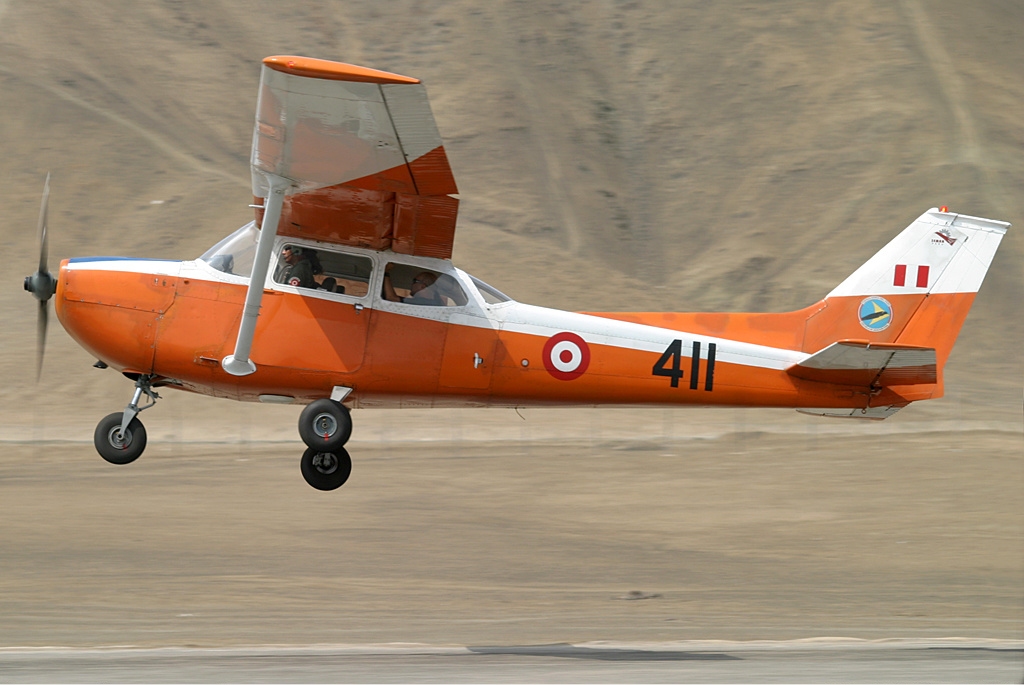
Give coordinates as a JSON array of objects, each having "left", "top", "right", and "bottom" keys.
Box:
[{"left": 221, "top": 173, "right": 289, "bottom": 376}]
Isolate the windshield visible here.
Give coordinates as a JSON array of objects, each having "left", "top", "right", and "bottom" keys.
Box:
[
  {"left": 470, "top": 275, "right": 512, "bottom": 304},
  {"left": 199, "top": 222, "right": 259, "bottom": 277}
]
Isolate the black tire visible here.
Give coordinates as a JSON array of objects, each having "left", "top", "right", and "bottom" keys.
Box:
[
  {"left": 300, "top": 447, "right": 352, "bottom": 491},
  {"left": 298, "top": 399, "right": 352, "bottom": 450},
  {"left": 94, "top": 412, "right": 147, "bottom": 465}
]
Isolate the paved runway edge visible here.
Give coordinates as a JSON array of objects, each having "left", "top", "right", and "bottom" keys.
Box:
[{"left": 2, "top": 637, "right": 1022, "bottom": 655}]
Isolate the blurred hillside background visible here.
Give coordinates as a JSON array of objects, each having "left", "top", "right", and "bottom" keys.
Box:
[{"left": 0, "top": 0, "right": 1020, "bottom": 443}]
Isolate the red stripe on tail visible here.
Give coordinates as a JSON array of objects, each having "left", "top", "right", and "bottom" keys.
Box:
[{"left": 916, "top": 265, "right": 929, "bottom": 288}]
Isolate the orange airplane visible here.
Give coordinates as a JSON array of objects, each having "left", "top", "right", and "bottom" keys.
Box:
[{"left": 24, "top": 56, "right": 1010, "bottom": 491}]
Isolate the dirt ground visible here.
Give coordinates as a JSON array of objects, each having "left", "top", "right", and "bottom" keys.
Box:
[{"left": 1, "top": 425, "right": 1019, "bottom": 648}]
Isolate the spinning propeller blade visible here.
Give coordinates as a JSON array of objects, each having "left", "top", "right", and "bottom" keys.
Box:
[
  {"left": 37, "top": 299, "right": 48, "bottom": 381},
  {"left": 23, "top": 173, "right": 56, "bottom": 381},
  {"left": 38, "top": 172, "right": 49, "bottom": 275}
]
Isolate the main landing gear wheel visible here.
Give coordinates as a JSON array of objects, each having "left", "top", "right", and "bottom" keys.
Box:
[
  {"left": 94, "top": 412, "right": 147, "bottom": 465},
  {"left": 301, "top": 447, "right": 352, "bottom": 491},
  {"left": 298, "top": 398, "right": 352, "bottom": 451}
]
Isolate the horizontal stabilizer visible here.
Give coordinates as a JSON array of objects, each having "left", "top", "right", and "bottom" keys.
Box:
[{"left": 787, "top": 340, "right": 937, "bottom": 387}]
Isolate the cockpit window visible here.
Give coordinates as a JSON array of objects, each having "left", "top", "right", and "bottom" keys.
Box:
[
  {"left": 382, "top": 263, "right": 468, "bottom": 307},
  {"left": 274, "top": 244, "right": 373, "bottom": 296},
  {"left": 200, "top": 222, "right": 259, "bottom": 277},
  {"left": 470, "top": 276, "right": 512, "bottom": 304}
]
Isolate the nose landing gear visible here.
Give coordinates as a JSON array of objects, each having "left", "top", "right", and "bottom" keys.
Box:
[{"left": 92, "top": 374, "right": 159, "bottom": 465}]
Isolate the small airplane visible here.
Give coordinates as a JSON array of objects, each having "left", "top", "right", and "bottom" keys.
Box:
[{"left": 24, "top": 55, "right": 1010, "bottom": 491}]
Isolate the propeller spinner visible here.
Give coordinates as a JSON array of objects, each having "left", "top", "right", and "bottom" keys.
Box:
[{"left": 23, "top": 173, "right": 56, "bottom": 380}]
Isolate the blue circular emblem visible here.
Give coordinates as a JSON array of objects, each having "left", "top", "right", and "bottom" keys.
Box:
[{"left": 858, "top": 296, "right": 893, "bottom": 332}]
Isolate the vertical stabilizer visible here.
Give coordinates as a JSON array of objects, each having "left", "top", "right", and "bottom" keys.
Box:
[{"left": 802, "top": 209, "right": 1009, "bottom": 363}]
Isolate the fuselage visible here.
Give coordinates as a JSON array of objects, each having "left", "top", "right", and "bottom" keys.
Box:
[{"left": 54, "top": 226, "right": 916, "bottom": 412}]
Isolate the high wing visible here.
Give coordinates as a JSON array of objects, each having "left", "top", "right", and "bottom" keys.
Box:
[
  {"left": 252, "top": 55, "right": 459, "bottom": 259},
  {"left": 223, "top": 56, "right": 458, "bottom": 377}
]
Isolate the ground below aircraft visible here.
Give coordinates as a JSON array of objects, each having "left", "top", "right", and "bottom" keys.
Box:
[{"left": 24, "top": 56, "right": 1009, "bottom": 490}]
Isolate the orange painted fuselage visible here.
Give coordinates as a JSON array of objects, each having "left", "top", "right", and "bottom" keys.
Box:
[{"left": 55, "top": 253, "right": 953, "bottom": 414}]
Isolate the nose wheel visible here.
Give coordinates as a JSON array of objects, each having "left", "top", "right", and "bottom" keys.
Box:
[
  {"left": 94, "top": 412, "right": 147, "bottom": 464},
  {"left": 92, "top": 374, "right": 159, "bottom": 466}
]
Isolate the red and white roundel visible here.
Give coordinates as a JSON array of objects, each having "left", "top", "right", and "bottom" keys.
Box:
[{"left": 542, "top": 332, "right": 591, "bottom": 381}]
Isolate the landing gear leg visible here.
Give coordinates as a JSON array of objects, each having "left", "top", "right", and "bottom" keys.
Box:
[{"left": 93, "top": 375, "right": 160, "bottom": 465}]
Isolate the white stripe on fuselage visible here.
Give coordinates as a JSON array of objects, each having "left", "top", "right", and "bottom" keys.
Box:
[
  {"left": 493, "top": 302, "right": 805, "bottom": 371},
  {"left": 65, "top": 258, "right": 184, "bottom": 277}
]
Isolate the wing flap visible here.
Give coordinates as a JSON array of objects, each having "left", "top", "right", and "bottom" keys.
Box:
[{"left": 787, "top": 340, "right": 937, "bottom": 386}]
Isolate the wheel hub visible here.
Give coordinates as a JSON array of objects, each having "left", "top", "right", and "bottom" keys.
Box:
[
  {"left": 312, "top": 452, "right": 338, "bottom": 474},
  {"left": 312, "top": 412, "right": 338, "bottom": 439},
  {"left": 106, "top": 426, "right": 132, "bottom": 450}
]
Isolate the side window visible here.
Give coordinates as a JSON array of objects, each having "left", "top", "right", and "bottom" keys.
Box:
[
  {"left": 274, "top": 244, "right": 373, "bottom": 296},
  {"left": 382, "top": 263, "right": 468, "bottom": 307},
  {"left": 317, "top": 250, "right": 373, "bottom": 297}
]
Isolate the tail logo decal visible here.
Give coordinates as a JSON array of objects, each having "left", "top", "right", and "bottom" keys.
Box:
[
  {"left": 858, "top": 296, "right": 893, "bottom": 332},
  {"left": 543, "top": 332, "right": 591, "bottom": 381},
  {"left": 933, "top": 229, "right": 959, "bottom": 246}
]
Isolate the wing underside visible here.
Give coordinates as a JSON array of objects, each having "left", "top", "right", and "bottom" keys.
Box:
[{"left": 251, "top": 56, "right": 459, "bottom": 259}]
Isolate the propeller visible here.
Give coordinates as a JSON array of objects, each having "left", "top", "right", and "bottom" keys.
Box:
[{"left": 23, "top": 173, "right": 56, "bottom": 381}]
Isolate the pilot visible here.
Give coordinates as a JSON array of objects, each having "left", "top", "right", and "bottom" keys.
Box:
[
  {"left": 383, "top": 270, "right": 445, "bottom": 306},
  {"left": 280, "top": 245, "right": 316, "bottom": 289}
]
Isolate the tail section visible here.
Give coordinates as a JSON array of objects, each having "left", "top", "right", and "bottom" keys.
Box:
[
  {"left": 802, "top": 207, "right": 1008, "bottom": 355},
  {"left": 794, "top": 207, "right": 1008, "bottom": 416}
]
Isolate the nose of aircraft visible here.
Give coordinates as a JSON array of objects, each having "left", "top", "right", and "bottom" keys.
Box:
[{"left": 55, "top": 258, "right": 181, "bottom": 374}]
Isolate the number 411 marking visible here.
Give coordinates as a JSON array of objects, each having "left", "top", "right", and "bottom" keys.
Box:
[{"left": 652, "top": 340, "right": 716, "bottom": 391}]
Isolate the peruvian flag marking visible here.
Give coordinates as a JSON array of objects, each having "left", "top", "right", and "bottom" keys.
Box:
[
  {"left": 894, "top": 264, "right": 907, "bottom": 287},
  {"left": 893, "top": 264, "right": 930, "bottom": 288}
]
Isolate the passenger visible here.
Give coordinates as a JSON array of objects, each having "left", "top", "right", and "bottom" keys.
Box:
[
  {"left": 383, "top": 270, "right": 445, "bottom": 305},
  {"left": 280, "top": 245, "right": 316, "bottom": 289}
]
